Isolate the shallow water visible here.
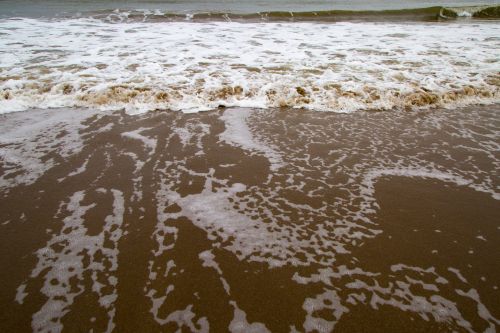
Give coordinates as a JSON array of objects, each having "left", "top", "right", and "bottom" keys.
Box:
[
  {"left": 0, "top": 105, "right": 498, "bottom": 332},
  {"left": 1, "top": 0, "right": 499, "bottom": 115},
  {"left": 1, "top": 19, "right": 499, "bottom": 114},
  {"left": 0, "top": 1, "right": 499, "bottom": 330}
]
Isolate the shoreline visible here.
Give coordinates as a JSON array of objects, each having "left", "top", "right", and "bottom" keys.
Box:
[{"left": 2, "top": 100, "right": 500, "bottom": 116}]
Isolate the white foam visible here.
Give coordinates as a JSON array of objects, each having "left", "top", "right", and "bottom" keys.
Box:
[
  {"left": 455, "top": 288, "right": 500, "bottom": 330},
  {"left": 294, "top": 263, "right": 499, "bottom": 332},
  {"left": 448, "top": 267, "right": 469, "bottom": 284},
  {"left": 361, "top": 167, "right": 500, "bottom": 204},
  {"left": 442, "top": 5, "right": 494, "bottom": 18},
  {"left": 302, "top": 290, "right": 349, "bottom": 333},
  {"left": 0, "top": 108, "right": 97, "bottom": 189},
  {"left": 199, "top": 250, "right": 231, "bottom": 295},
  {"left": 27, "top": 189, "right": 124, "bottom": 333},
  {"left": 229, "top": 301, "right": 270, "bottom": 333},
  {"left": 15, "top": 283, "right": 28, "bottom": 305},
  {"left": 57, "top": 157, "right": 90, "bottom": 182},
  {"left": 173, "top": 120, "right": 211, "bottom": 154},
  {"left": 121, "top": 127, "right": 157, "bottom": 152},
  {"left": 0, "top": 19, "right": 498, "bottom": 114},
  {"left": 153, "top": 305, "right": 210, "bottom": 332},
  {"left": 219, "top": 108, "right": 284, "bottom": 171}
]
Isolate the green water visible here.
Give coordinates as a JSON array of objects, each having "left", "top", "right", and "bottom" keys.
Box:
[{"left": 0, "top": 0, "right": 498, "bottom": 18}]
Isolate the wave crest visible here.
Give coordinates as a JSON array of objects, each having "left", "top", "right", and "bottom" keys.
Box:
[{"left": 85, "top": 5, "right": 500, "bottom": 23}]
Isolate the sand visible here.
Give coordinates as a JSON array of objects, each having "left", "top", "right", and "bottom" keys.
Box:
[{"left": 0, "top": 105, "right": 499, "bottom": 332}]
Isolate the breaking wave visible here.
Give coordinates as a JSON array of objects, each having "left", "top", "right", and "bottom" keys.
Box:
[
  {"left": 40, "top": 5, "right": 500, "bottom": 23},
  {"left": 0, "top": 18, "right": 499, "bottom": 114}
]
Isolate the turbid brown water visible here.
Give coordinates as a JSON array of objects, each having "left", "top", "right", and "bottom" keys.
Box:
[{"left": 0, "top": 105, "right": 499, "bottom": 332}]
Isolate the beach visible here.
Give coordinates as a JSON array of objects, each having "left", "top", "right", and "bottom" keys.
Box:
[
  {"left": 0, "top": 1, "right": 499, "bottom": 332},
  {"left": 0, "top": 105, "right": 499, "bottom": 332}
]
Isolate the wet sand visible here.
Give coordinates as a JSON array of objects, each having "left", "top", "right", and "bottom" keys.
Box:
[{"left": 0, "top": 105, "right": 499, "bottom": 332}]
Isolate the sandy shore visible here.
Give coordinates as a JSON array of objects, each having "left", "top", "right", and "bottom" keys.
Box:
[{"left": 0, "top": 106, "right": 499, "bottom": 332}]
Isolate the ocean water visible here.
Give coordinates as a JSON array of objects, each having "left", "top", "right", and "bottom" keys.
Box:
[
  {"left": 0, "top": 0, "right": 498, "bottom": 18},
  {"left": 0, "top": 0, "right": 499, "bottom": 114},
  {"left": 0, "top": 1, "right": 499, "bottom": 332}
]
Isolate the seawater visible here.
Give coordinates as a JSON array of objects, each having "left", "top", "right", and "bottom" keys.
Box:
[
  {"left": 0, "top": 2, "right": 499, "bottom": 332},
  {"left": 1, "top": 0, "right": 498, "bottom": 18},
  {"left": 0, "top": 18, "right": 499, "bottom": 114}
]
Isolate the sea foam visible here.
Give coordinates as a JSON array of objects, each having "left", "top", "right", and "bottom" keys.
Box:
[{"left": 0, "top": 19, "right": 498, "bottom": 114}]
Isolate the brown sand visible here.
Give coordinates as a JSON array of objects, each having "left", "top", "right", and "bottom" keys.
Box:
[{"left": 0, "top": 105, "right": 499, "bottom": 332}]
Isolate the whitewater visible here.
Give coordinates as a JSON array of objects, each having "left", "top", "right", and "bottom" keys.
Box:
[{"left": 0, "top": 18, "right": 499, "bottom": 114}]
